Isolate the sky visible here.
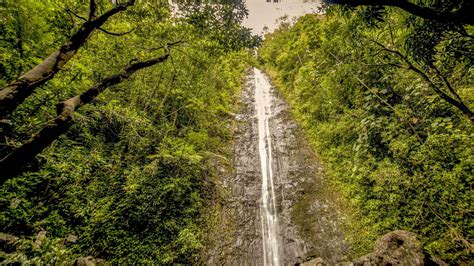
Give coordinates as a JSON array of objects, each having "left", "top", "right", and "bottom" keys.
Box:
[{"left": 242, "top": 0, "right": 321, "bottom": 35}]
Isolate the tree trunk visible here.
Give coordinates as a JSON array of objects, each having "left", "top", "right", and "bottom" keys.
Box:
[
  {"left": 0, "top": 0, "right": 136, "bottom": 119},
  {"left": 0, "top": 51, "right": 170, "bottom": 184}
]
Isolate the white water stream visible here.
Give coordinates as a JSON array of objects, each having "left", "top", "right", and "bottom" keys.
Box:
[{"left": 254, "top": 68, "right": 281, "bottom": 265}]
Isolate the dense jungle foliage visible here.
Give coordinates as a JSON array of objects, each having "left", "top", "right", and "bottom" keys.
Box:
[
  {"left": 259, "top": 2, "right": 473, "bottom": 264},
  {"left": 0, "top": 0, "right": 254, "bottom": 263},
  {"left": 1, "top": 0, "right": 473, "bottom": 264}
]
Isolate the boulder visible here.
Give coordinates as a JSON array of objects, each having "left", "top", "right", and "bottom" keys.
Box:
[
  {"left": 74, "top": 256, "right": 105, "bottom": 266},
  {"left": 0, "top": 232, "right": 18, "bottom": 252},
  {"left": 353, "top": 230, "right": 444, "bottom": 266},
  {"left": 65, "top": 234, "right": 78, "bottom": 245},
  {"left": 33, "top": 230, "right": 47, "bottom": 250},
  {"left": 302, "top": 257, "right": 327, "bottom": 266},
  {"left": 302, "top": 230, "right": 446, "bottom": 266}
]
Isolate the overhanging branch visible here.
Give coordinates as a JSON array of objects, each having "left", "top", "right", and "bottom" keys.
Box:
[
  {"left": 98, "top": 27, "right": 135, "bottom": 36},
  {"left": 0, "top": 42, "right": 180, "bottom": 183},
  {"left": 326, "top": 0, "right": 474, "bottom": 25},
  {"left": 0, "top": 0, "right": 136, "bottom": 119},
  {"left": 370, "top": 39, "right": 473, "bottom": 120}
]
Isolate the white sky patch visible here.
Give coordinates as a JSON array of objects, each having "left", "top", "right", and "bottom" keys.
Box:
[{"left": 243, "top": 0, "right": 321, "bottom": 35}]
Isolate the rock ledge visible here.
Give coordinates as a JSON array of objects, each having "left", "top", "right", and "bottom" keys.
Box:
[{"left": 302, "top": 230, "right": 446, "bottom": 266}]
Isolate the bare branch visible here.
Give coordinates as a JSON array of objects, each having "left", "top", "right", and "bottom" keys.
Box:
[
  {"left": 66, "top": 9, "right": 135, "bottom": 37},
  {"left": 431, "top": 65, "right": 464, "bottom": 103}
]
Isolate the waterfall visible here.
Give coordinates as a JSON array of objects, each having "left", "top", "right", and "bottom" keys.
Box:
[{"left": 254, "top": 68, "right": 280, "bottom": 265}]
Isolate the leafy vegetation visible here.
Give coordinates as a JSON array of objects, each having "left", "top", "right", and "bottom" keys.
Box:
[
  {"left": 259, "top": 3, "right": 473, "bottom": 263},
  {"left": 1, "top": 0, "right": 472, "bottom": 264},
  {"left": 1, "top": 0, "right": 253, "bottom": 263}
]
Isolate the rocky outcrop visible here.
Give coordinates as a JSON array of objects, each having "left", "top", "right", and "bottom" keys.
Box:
[
  {"left": 33, "top": 230, "right": 47, "bottom": 250},
  {"left": 302, "top": 230, "right": 446, "bottom": 266},
  {"left": 73, "top": 256, "right": 105, "bottom": 266},
  {"left": 303, "top": 257, "right": 327, "bottom": 266},
  {"left": 353, "top": 230, "right": 425, "bottom": 266},
  {"left": 0, "top": 233, "right": 18, "bottom": 253}
]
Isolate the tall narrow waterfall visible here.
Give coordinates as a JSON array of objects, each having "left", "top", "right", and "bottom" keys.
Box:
[
  {"left": 254, "top": 68, "right": 280, "bottom": 265},
  {"left": 211, "top": 68, "right": 345, "bottom": 265}
]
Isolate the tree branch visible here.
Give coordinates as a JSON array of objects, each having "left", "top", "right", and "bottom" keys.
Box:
[
  {"left": 0, "top": 43, "right": 178, "bottom": 183},
  {"left": 326, "top": 0, "right": 474, "bottom": 25},
  {"left": 98, "top": 27, "right": 135, "bottom": 36},
  {"left": 370, "top": 40, "right": 473, "bottom": 121},
  {"left": 67, "top": 8, "right": 135, "bottom": 37},
  {"left": 0, "top": 0, "right": 136, "bottom": 120},
  {"left": 66, "top": 8, "right": 87, "bottom": 21},
  {"left": 431, "top": 64, "right": 464, "bottom": 104},
  {"left": 328, "top": 50, "right": 424, "bottom": 143}
]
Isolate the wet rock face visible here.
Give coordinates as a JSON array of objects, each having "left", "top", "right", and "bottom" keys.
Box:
[
  {"left": 301, "top": 257, "right": 327, "bottom": 266},
  {"left": 212, "top": 69, "right": 346, "bottom": 265},
  {"left": 221, "top": 69, "right": 264, "bottom": 265}
]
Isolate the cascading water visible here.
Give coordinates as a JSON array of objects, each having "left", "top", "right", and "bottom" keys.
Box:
[
  {"left": 254, "top": 68, "right": 280, "bottom": 265},
  {"left": 206, "top": 68, "right": 345, "bottom": 265}
]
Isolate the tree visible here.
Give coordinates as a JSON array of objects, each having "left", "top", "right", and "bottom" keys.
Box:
[
  {"left": 173, "top": 0, "right": 261, "bottom": 50},
  {"left": 371, "top": 40, "right": 473, "bottom": 121},
  {"left": 0, "top": 0, "right": 255, "bottom": 263},
  {"left": 0, "top": 0, "right": 136, "bottom": 119},
  {"left": 0, "top": 44, "right": 178, "bottom": 183},
  {"left": 325, "top": 0, "right": 474, "bottom": 25},
  {"left": 259, "top": 12, "right": 473, "bottom": 263}
]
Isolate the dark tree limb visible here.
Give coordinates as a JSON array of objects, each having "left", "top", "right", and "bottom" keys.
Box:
[
  {"left": 67, "top": 8, "right": 135, "bottom": 37},
  {"left": 0, "top": 46, "right": 175, "bottom": 184},
  {"left": 431, "top": 65, "right": 464, "bottom": 104},
  {"left": 66, "top": 8, "right": 88, "bottom": 21},
  {"left": 371, "top": 40, "right": 473, "bottom": 121},
  {"left": 98, "top": 27, "right": 135, "bottom": 36},
  {"left": 0, "top": 0, "right": 136, "bottom": 119},
  {"left": 147, "top": 41, "right": 184, "bottom": 52},
  {"left": 326, "top": 0, "right": 474, "bottom": 25}
]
